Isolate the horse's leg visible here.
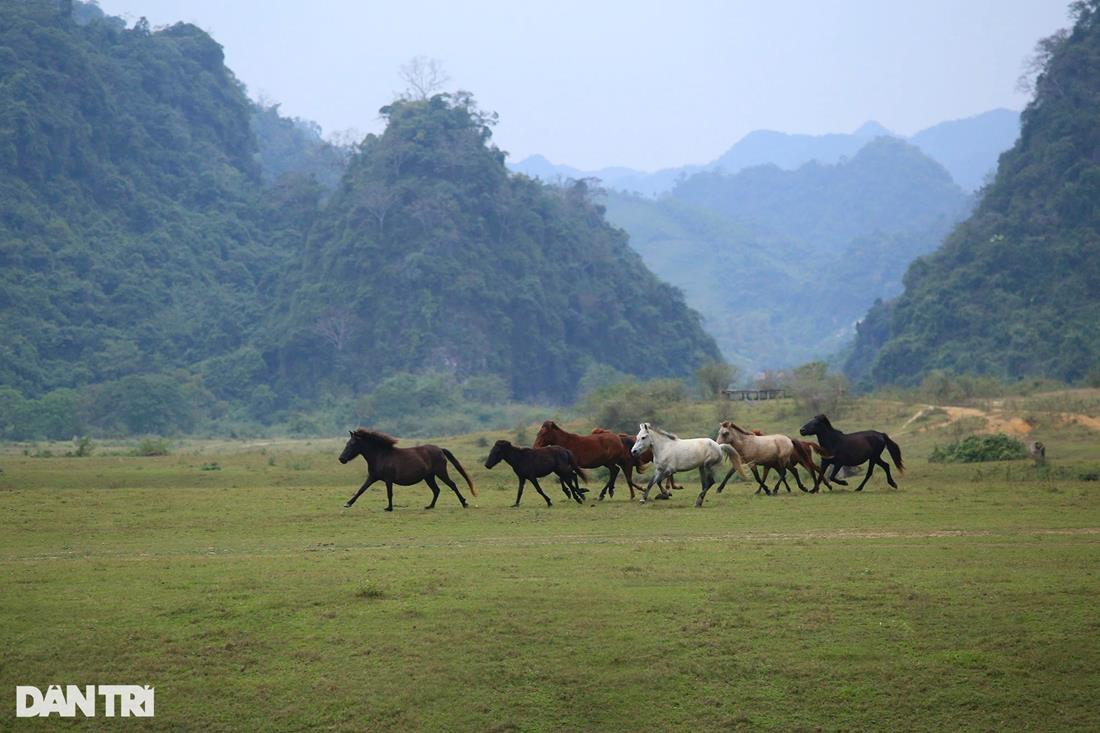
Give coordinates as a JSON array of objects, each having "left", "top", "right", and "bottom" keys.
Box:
[
  {"left": 345, "top": 476, "right": 378, "bottom": 507},
  {"left": 790, "top": 466, "right": 810, "bottom": 492},
  {"left": 853, "top": 462, "right": 876, "bottom": 492},
  {"left": 751, "top": 466, "right": 770, "bottom": 495},
  {"left": 557, "top": 473, "right": 573, "bottom": 500},
  {"left": 384, "top": 480, "right": 395, "bottom": 512},
  {"left": 530, "top": 477, "right": 553, "bottom": 507},
  {"left": 598, "top": 465, "right": 620, "bottom": 501},
  {"left": 623, "top": 461, "right": 641, "bottom": 500},
  {"left": 423, "top": 476, "right": 442, "bottom": 509},
  {"left": 777, "top": 466, "right": 793, "bottom": 493},
  {"left": 438, "top": 472, "right": 469, "bottom": 507},
  {"left": 513, "top": 477, "right": 526, "bottom": 507},
  {"left": 640, "top": 468, "right": 666, "bottom": 504},
  {"left": 565, "top": 470, "right": 588, "bottom": 502},
  {"left": 695, "top": 464, "right": 717, "bottom": 507},
  {"left": 877, "top": 454, "right": 899, "bottom": 489}
]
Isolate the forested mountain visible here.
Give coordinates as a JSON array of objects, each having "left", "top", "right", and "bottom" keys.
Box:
[
  {"left": 603, "top": 138, "right": 971, "bottom": 370},
  {"left": 846, "top": 1, "right": 1100, "bottom": 387},
  {"left": 0, "top": 0, "right": 286, "bottom": 435},
  {"left": 510, "top": 111, "right": 1019, "bottom": 196},
  {"left": 0, "top": 0, "right": 717, "bottom": 438},
  {"left": 268, "top": 94, "right": 719, "bottom": 403}
]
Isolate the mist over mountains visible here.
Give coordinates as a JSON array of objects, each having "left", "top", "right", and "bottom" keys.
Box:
[{"left": 511, "top": 109, "right": 1020, "bottom": 196}]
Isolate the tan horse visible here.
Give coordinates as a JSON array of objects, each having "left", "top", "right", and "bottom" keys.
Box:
[{"left": 713, "top": 421, "right": 808, "bottom": 495}]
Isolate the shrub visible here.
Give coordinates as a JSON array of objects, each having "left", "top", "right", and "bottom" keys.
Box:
[
  {"left": 131, "top": 437, "right": 172, "bottom": 456},
  {"left": 696, "top": 360, "right": 740, "bottom": 399},
  {"left": 929, "top": 433, "right": 1027, "bottom": 463}
]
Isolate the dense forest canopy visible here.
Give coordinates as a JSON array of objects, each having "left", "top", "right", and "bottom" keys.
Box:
[
  {"left": 0, "top": 0, "right": 718, "bottom": 438},
  {"left": 846, "top": 0, "right": 1100, "bottom": 387}
]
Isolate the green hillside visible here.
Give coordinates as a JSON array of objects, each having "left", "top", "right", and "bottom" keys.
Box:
[
  {"left": 604, "top": 138, "right": 970, "bottom": 370},
  {"left": 268, "top": 94, "right": 719, "bottom": 403},
  {"left": 847, "top": 2, "right": 1100, "bottom": 387},
  {"left": 0, "top": 1, "right": 718, "bottom": 438}
]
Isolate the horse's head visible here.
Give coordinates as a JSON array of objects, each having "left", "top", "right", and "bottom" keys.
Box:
[
  {"left": 533, "top": 420, "right": 558, "bottom": 447},
  {"left": 631, "top": 423, "right": 653, "bottom": 457},
  {"left": 716, "top": 421, "right": 735, "bottom": 445},
  {"left": 484, "top": 440, "right": 510, "bottom": 469},
  {"left": 339, "top": 430, "right": 363, "bottom": 464},
  {"left": 799, "top": 414, "right": 829, "bottom": 436}
]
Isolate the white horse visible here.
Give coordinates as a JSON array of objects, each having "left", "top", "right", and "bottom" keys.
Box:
[{"left": 630, "top": 423, "right": 752, "bottom": 507}]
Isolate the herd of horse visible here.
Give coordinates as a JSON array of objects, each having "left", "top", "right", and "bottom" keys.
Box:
[{"left": 339, "top": 414, "right": 904, "bottom": 512}]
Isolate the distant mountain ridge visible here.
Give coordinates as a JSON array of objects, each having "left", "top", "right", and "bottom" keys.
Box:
[
  {"left": 602, "top": 137, "right": 972, "bottom": 371},
  {"left": 510, "top": 109, "right": 1020, "bottom": 194},
  {"left": 845, "top": 4, "right": 1100, "bottom": 387}
]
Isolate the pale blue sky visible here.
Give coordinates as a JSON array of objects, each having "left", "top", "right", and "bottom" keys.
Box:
[{"left": 96, "top": 0, "right": 1070, "bottom": 170}]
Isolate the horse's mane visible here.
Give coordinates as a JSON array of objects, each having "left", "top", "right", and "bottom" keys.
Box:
[
  {"left": 353, "top": 427, "right": 399, "bottom": 446},
  {"left": 720, "top": 420, "right": 754, "bottom": 436},
  {"left": 650, "top": 425, "right": 680, "bottom": 440}
]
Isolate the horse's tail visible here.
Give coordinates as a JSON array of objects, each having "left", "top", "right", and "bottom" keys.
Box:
[
  {"left": 883, "top": 434, "right": 904, "bottom": 474},
  {"left": 807, "top": 441, "right": 832, "bottom": 459},
  {"left": 790, "top": 440, "right": 814, "bottom": 469},
  {"left": 571, "top": 453, "right": 589, "bottom": 483},
  {"left": 442, "top": 448, "right": 477, "bottom": 496},
  {"left": 719, "top": 443, "right": 751, "bottom": 479}
]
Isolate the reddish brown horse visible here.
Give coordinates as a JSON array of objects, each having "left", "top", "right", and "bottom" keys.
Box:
[{"left": 534, "top": 421, "right": 642, "bottom": 500}]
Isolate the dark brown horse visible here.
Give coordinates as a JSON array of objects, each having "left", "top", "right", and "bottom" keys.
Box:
[
  {"left": 533, "top": 421, "right": 641, "bottom": 500},
  {"left": 799, "top": 414, "right": 903, "bottom": 492},
  {"left": 484, "top": 440, "right": 589, "bottom": 507},
  {"left": 340, "top": 428, "right": 476, "bottom": 511}
]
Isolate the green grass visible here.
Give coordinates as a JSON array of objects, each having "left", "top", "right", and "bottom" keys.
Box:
[{"left": 2, "top": 395, "right": 1099, "bottom": 731}]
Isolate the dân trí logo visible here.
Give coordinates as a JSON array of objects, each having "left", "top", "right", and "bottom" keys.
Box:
[{"left": 16, "top": 685, "right": 155, "bottom": 718}]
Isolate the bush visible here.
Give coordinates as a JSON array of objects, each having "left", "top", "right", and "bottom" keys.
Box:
[
  {"left": 131, "top": 437, "right": 172, "bottom": 456},
  {"left": 929, "top": 433, "right": 1027, "bottom": 463}
]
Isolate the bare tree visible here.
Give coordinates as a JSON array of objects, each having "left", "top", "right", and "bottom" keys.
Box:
[
  {"left": 312, "top": 309, "right": 354, "bottom": 353},
  {"left": 399, "top": 56, "right": 450, "bottom": 100},
  {"left": 359, "top": 184, "right": 399, "bottom": 237}
]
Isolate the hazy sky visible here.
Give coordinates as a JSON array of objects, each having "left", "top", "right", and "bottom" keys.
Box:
[{"left": 96, "top": 0, "right": 1071, "bottom": 171}]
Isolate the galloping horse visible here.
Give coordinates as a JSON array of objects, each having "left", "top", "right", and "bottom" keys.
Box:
[
  {"left": 799, "top": 414, "right": 903, "bottom": 491},
  {"left": 714, "top": 421, "right": 804, "bottom": 494},
  {"left": 631, "top": 423, "right": 751, "bottom": 507},
  {"left": 591, "top": 428, "right": 683, "bottom": 496},
  {"left": 340, "top": 428, "right": 476, "bottom": 511},
  {"left": 533, "top": 421, "right": 641, "bottom": 500},
  {"left": 715, "top": 422, "right": 834, "bottom": 494},
  {"left": 484, "top": 440, "right": 588, "bottom": 507}
]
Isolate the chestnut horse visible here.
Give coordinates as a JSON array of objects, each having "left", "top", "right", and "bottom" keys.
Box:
[
  {"left": 533, "top": 421, "right": 641, "bottom": 500},
  {"left": 340, "top": 428, "right": 476, "bottom": 511}
]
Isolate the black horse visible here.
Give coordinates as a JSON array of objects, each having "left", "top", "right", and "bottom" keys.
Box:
[
  {"left": 799, "top": 414, "right": 904, "bottom": 492},
  {"left": 340, "top": 429, "right": 476, "bottom": 511},
  {"left": 484, "top": 440, "right": 589, "bottom": 507}
]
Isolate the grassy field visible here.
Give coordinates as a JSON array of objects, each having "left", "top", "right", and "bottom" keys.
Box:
[{"left": 2, "top": 394, "right": 1099, "bottom": 731}]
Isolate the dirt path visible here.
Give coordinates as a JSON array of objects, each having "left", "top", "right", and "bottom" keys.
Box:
[
  {"left": 901, "top": 403, "right": 1099, "bottom": 437},
  {"left": 6, "top": 526, "right": 1099, "bottom": 562}
]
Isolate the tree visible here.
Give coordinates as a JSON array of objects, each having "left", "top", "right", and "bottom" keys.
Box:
[
  {"left": 398, "top": 56, "right": 450, "bottom": 100},
  {"left": 695, "top": 360, "right": 739, "bottom": 399}
]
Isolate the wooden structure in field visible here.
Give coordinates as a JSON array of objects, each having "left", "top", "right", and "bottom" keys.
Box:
[{"left": 721, "top": 388, "right": 787, "bottom": 401}]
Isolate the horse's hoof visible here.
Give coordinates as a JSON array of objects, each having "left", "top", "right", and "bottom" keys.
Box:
[
  {"left": 344, "top": 503, "right": 353, "bottom": 509},
  {"left": 384, "top": 507, "right": 393, "bottom": 512},
  {"left": 424, "top": 505, "right": 434, "bottom": 510}
]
